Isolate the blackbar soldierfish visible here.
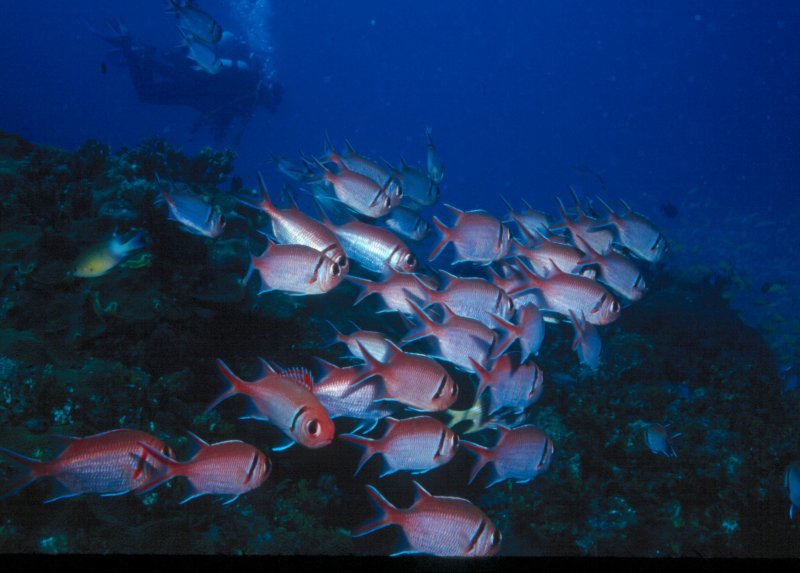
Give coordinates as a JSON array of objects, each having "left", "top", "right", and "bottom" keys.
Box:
[
  {"left": 383, "top": 205, "right": 432, "bottom": 242},
  {"left": 416, "top": 272, "right": 514, "bottom": 329},
  {"left": 322, "top": 217, "right": 417, "bottom": 275},
  {"left": 573, "top": 235, "right": 646, "bottom": 302},
  {"left": 136, "top": 432, "right": 270, "bottom": 504},
  {"left": 340, "top": 415, "right": 459, "bottom": 477},
  {"left": 243, "top": 173, "right": 348, "bottom": 273},
  {"left": 210, "top": 359, "right": 335, "bottom": 450},
  {"left": 593, "top": 197, "right": 667, "bottom": 263},
  {"left": 353, "top": 481, "right": 502, "bottom": 557},
  {"left": 461, "top": 425, "right": 554, "bottom": 488},
  {"left": 312, "top": 157, "right": 394, "bottom": 218},
  {"left": 322, "top": 139, "right": 403, "bottom": 208},
  {"left": 353, "top": 340, "right": 459, "bottom": 412},
  {"left": 0, "top": 429, "right": 173, "bottom": 503},
  {"left": 489, "top": 303, "right": 545, "bottom": 361},
  {"left": 430, "top": 204, "right": 511, "bottom": 264},
  {"left": 244, "top": 240, "right": 344, "bottom": 296},
  {"left": 348, "top": 268, "right": 436, "bottom": 315},
  {"left": 510, "top": 258, "right": 621, "bottom": 325},
  {"left": 470, "top": 354, "right": 544, "bottom": 415}
]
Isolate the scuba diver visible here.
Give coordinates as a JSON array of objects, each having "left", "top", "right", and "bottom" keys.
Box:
[{"left": 86, "top": 17, "right": 283, "bottom": 145}]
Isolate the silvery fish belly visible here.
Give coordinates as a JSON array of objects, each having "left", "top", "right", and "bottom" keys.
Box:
[
  {"left": 322, "top": 164, "right": 394, "bottom": 218},
  {"left": 249, "top": 242, "right": 344, "bottom": 295},
  {"left": 330, "top": 221, "right": 417, "bottom": 275}
]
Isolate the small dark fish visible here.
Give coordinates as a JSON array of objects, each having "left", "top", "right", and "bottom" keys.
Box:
[{"left": 659, "top": 203, "right": 678, "bottom": 218}]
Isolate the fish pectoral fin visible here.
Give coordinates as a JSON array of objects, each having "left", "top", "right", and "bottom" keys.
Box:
[{"left": 272, "top": 438, "right": 296, "bottom": 452}]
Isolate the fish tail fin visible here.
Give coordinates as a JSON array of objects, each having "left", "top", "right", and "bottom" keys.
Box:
[
  {"left": 0, "top": 448, "right": 48, "bottom": 499},
  {"left": 324, "top": 320, "right": 345, "bottom": 348},
  {"left": 114, "top": 229, "right": 146, "bottom": 258},
  {"left": 133, "top": 442, "right": 181, "bottom": 495},
  {"left": 469, "top": 357, "right": 493, "bottom": 399},
  {"left": 352, "top": 485, "right": 398, "bottom": 538},
  {"left": 400, "top": 295, "right": 435, "bottom": 344},
  {"left": 207, "top": 359, "right": 248, "bottom": 413},
  {"left": 338, "top": 434, "right": 378, "bottom": 476},
  {"left": 347, "top": 275, "right": 377, "bottom": 306},
  {"left": 460, "top": 441, "right": 493, "bottom": 485},
  {"left": 428, "top": 216, "right": 451, "bottom": 262}
]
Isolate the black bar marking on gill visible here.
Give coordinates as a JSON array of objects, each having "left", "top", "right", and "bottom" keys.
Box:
[{"left": 290, "top": 405, "right": 309, "bottom": 432}]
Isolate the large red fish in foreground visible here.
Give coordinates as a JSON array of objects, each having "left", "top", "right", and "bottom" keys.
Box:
[
  {"left": 353, "top": 481, "right": 502, "bottom": 556},
  {"left": 0, "top": 429, "right": 173, "bottom": 503},
  {"left": 210, "top": 359, "right": 335, "bottom": 450},
  {"left": 136, "top": 432, "right": 271, "bottom": 505}
]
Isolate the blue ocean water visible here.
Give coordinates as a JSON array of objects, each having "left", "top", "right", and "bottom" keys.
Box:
[{"left": 0, "top": 0, "right": 799, "bottom": 557}]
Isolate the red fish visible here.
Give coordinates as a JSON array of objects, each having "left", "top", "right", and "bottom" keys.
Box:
[
  {"left": 353, "top": 340, "right": 459, "bottom": 412},
  {"left": 417, "top": 272, "right": 514, "bottom": 329},
  {"left": 242, "top": 173, "right": 349, "bottom": 274},
  {"left": 311, "top": 157, "right": 394, "bottom": 218},
  {"left": 0, "top": 429, "right": 173, "bottom": 503},
  {"left": 353, "top": 481, "right": 502, "bottom": 557},
  {"left": 461, "top": 425, "right": 554, "bottom": 488},
  {"left": 593, "top": 197, "right": 667, "bottom": 263},
  {"left": 136, "top": 432, "right": 271, "bottom": 504},
  {"left": 402, "top": 299, "right": 496, "bottom": 373},
  {"left": 509, "top": 258, "right": 621, "bottom": 325},
  {"left": 500, "top": 196, "right": 553, "bottom": 237},
  {"left": 430, "top": 205, "right": 511, "bottom": 264},
  {"left": 244, "top": 240, "right": 344, "bottom": 296},
  {"left": 210, "top": 359, "right": 335, "bottom": 450},
  {"left": 340, "top": 415, "right": 459, "bottom": 477},
  {"left": 573, "top": 235, "right": 646, "bottom": 302},
  {"left": 549, "top": 189, "right": 614, "bottom": 255},
  {"left": 322, "top": 139, "right": 403, "bottom": 208}
]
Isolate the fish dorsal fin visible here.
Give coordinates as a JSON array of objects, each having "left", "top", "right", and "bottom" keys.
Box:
[
  {"left": 258, "top": 357, "right": 277, "bottom": 375},
  {"left": 186, "top": 431, "right": 210, "bottom": 451},
  {"left": 313, "top": 356, "right": 340, "bottom": 379},
  {"left": 411, "top": 480, "right": 433, "bottom": 504},
  {"left": 281, "top": 367, "right": 314, "bottom": 391},
  {"left": 443, "top": 203, "right": 464, "bottom": 220}
]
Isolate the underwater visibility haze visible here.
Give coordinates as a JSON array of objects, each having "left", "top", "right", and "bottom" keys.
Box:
[{"left": 0, "top": 0, "right": 799, "bottom": 557}]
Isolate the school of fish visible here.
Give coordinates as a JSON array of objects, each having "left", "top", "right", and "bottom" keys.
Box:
[{"left": 1, "top": 127, "right": 682, "bottom": 557}]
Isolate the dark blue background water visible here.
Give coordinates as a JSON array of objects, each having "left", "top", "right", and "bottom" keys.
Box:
[{"left": 1, "top": 1, "right": 798, "bottom": 217}]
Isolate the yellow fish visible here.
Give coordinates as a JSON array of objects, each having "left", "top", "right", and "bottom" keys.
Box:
[{"left": 73, "top": 231, "right": 146, "bottom": 278}]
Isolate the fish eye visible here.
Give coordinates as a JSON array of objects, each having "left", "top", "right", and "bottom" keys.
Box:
[
  {"left": 452, "top": 435, "right": 459, "bottom": 448},
  {"left": 384, "top": 196, "right": 391, "bottom": 208},
  {"left": 307, "top": 419, "right": 321, "bottom": 436},
  {"left": 396, "top": 186, "right": 403, "bottom": 198},
  {"left": 406, "top": 254, "right": 416, "bottom": 267},
  {"left": 611, "top": 301, "right": 620, "bottom": 313},
  {"left": 490, "top": 529, "right": 501, "bottom": 546},
  {"left": 331, "top": 263, "right": 340, "bottom": 276},
  {"left": 337, "top": 255, "right": 348, "bottom": 268},
  {"left": 451, "top": 383, "right": 458, "bottom": 396}
]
